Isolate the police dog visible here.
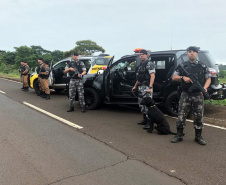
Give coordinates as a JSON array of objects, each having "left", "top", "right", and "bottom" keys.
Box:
[{"left": 140, "top": 97, "right": 176, "bottom": 135}]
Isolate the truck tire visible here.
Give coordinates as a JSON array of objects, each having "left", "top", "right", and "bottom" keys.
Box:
[
  {"left": 34, "top": 80, "right": 40, "bottom": 94},
  {"left": 165, "top": 91, "right": 179, "bottom": 117},
  {"left": 84, "top": 88, "right": 100, "bottom": 110}
]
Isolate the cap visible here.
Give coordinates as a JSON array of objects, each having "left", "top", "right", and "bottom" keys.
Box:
[
  {"left": 187, "top": 46, "right": 200, "bottom": 53},
  {"left": 72, "top": 52, "right": 79, "bottom": 56},
  {"left": 38, "top": 57, "right": 43, "bottom": 61},
  {"left": 139, "top": 49, "right": 148, "bottom": 55}
]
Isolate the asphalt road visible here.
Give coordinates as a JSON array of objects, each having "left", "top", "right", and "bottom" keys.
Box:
[{"left": 0, "top": 77, "right": 226, "bottom": 185}]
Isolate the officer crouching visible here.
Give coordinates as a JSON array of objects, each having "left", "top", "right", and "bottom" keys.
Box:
[
  {"left": 171, "top": 46, "right": 211, "bottom": 145},
  {"left": 132, "top": 49, "right": 155, "bottom": 129},
  {"left": 64, "top": 52, "right": 87, "bottom": 113},
  {"left": 39, "top": 60, "right": 51, "bottom": 100}
]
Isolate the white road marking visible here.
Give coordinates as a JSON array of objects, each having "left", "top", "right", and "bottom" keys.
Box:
[
  {"left": 23, "top": 101, "right": 83, "bottom": 129},
  {"left": 165, "top": 115, "right": 226, "bottom": 130},
  {"left": 0, "top": 90, "right": 6, "bottom": 94},
  {"left": 0, "top": 77, "right": 21, "bottom": 84}
]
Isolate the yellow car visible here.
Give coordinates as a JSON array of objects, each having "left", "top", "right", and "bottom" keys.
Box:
[{"left": 28, "top": 54, "right": 113, "bottom": 93}]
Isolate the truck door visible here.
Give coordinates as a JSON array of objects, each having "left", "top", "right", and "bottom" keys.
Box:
[
  {"left": 105, "top": 56, "right": 138, "bottom": 101},
  {"left": 49, "top": 59, "right": 54, "bottom": 86},
  {"left": 103, "top": 56, "right": 114, "bottom": 100}
]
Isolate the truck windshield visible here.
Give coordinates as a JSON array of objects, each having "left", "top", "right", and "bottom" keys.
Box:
[
  {"left": 202, "top": 51, "right": 216, "bottom": 67},
  {"left": 94, "top": 57, "right": 112, "bottom": 65}
]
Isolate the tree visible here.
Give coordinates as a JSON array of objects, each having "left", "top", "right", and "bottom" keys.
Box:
[
  {"left": 30, "top": 45, "right": 51, "bottom": 55},
  {"left": 64, "top": 40, "right": 105, "bottom": 57},
  {"left": 0, "top": 51, "right": 16, "bottom": 65},
  {"left": 51, "top": 50, "right": 64, "bottom": 63}
]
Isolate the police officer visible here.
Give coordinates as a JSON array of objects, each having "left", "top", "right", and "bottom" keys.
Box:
[
  {"left": 21, "top": 61, "right": 30, "bottom": 92},
  {"left": 39, "top": 60, "right": 51, "bottom": 100},
  {"left": 36, "top": 58, "right": 44, "bottom": 96},
  {"left": 171, "top": 46, "right": 211, "bottom": 145},
  {"left": 132, "top": 49, "right": 155, "bottom": 129},
  {"left": 19, "top": 60, "right": 25, "bottom": 90},
  {"left": 64, "top": 52, "right": 87, "bottom": 112}
]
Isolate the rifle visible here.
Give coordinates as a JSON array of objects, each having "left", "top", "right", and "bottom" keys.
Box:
[{"left": 178, "top": 64, "right": 211, "bottom": 103}]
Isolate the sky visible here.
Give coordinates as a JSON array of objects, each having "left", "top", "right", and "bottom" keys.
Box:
[{"left": 1, "top": 0, "right": 226, "bottom": 64}]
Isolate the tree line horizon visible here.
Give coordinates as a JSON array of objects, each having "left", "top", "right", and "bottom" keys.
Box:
[{"left": 0, "top": 40, "right": 105, "bottom": 74}]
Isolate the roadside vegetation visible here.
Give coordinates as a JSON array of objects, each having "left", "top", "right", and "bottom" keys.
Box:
[{"left": 0, "top": 40, "right": 105, "bottom": 75}]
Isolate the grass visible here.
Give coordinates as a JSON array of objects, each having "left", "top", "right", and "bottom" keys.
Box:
[
  {"left": 0, "top": 72, "right": 20, "bottom": 79},
  {"left": 219, "top": 78, "right": 226, "bottom": 84}
]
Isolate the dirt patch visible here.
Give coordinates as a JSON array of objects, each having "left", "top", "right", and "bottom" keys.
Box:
[{"left": 203, "top": 104, "right": 226, "bottom": 127}]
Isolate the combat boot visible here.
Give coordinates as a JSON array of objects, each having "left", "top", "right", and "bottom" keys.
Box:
[
  {"left": 40, "top": 91, "right": 45, "bottom": 97},
  {"left": 195, "top": 129, "right": 206, "bottom": 145},
  {"left": 171, "top": 128, "right": 184, "bottom": 143},
  {"left": 37, "top": 91, "right": 41, "bottom": 96},
  {"left": 143, "top": 122, "right": 150, "bottom": 130},
  {"left": 23, "top": 87, "right": 29, "bottom": 92},
  {"left": 67, "top": 107, "right": 74, "bottom": 112},
  {"left": 81, "top": 107, "right": 86, "bottom": 113},
  {"left": 45, "top": 94, "right": 50, "bottom": 100},
  {"left": 137, "top": 114, "right": 148, "bottom": 125},
  {"left": 42, "top": 93, "right": 47, "bottom": 98}
]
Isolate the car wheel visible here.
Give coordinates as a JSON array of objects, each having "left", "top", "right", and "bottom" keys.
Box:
[
  {"left": 84, "top": 88, "right": 100, "bottom": 110},
  {"left": 34, "top": 80, "right": 40, "bottom": 94},
  {"left": 165, "top": 91, "right": 179, "bottom": 117}
]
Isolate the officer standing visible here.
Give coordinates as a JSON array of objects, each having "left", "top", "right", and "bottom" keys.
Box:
[
  {"left": 132, "top": 49, "right": 155, "bottom": 130},
  {"left": 39, "top": 60, "right": 51, "bottom": 100},
  {"left": 21, "top": 61, "right": 30, "bottom": 92},
  {"left": 37, "top": 58, "right": 44, "bottom": 96},
  {"left": 64, "top": 52, "right": 87, "bottom": 112},
  {"left": 19, "top": 60, "right": 25, "bottom": 90},
  {"left": 171, "top": 46, "right": 211, "bottom": 145}
]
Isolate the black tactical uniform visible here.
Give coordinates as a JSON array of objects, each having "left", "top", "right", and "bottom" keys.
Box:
[{"left": 171, "top": 46, "right": 211, "bottom": 145}]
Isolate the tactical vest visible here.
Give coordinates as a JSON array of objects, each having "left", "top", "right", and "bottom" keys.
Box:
[
  {"left": 23, "top": 65, "right": 29, "bottom": 75},
  {"left": 37, "top": 65, "right": 41, "bottom": 74},
  {"left": 40, "top": 64, "right": 45, "bottom": 72},
  {"left": 21, "top": 65, "right": 25, "bottom": 73},
  {"left": 136, "top": 60, "right": 150, "bottom": 83},
  {"left": 181, "top": 61, "right": 206, "bottom": 93},
  {"left": 68, "top": 61, "right": 83, "bottom": 79}
]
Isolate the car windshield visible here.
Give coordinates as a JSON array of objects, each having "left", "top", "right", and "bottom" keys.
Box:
[{"left": 94, "top": 57, "right": 111, "bottom": 65}]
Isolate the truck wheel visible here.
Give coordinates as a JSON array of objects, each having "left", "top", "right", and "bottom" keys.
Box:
[
  {"left": 165, "top": 91, "right": 179, "bottom": 117},
  {"left": 34, "top": 80, "right": 40, "bottom": 94},
  {"left": 84, "top": 88, "right": 100, "bottom": 110}
]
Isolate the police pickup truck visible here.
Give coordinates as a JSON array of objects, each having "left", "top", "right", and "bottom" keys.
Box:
[
  {"left": 28, "top": 54, "right": 112, "bottom": 93},
  {"left": 81, "top": 49, "right": 226, "bottom": 116}
]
